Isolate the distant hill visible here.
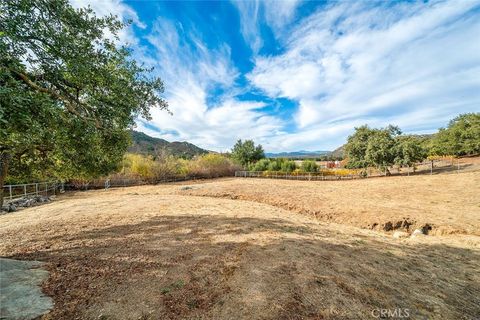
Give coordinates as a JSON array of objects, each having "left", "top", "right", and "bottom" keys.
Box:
[
  {"left": 328, "top": 145, "right": 345, "bottom": 159},
  {"left": 128, "top": 131, "right": 209, "bottom": 159},
  {"left": 266, "top": 150, "right": 330, "bottom": 159}
]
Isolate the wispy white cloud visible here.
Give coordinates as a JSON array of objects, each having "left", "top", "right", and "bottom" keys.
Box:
[
  {"left": 141, "top": 19, "right": 283, "bottom": 151},
  {"left": 231, "top": 0, "right": 262, "bottom": 53},
  {"left": 247, "top": 0, "right": 480, "bottom": 149},
  {"left": 232, "top": 0, "right": 301, "bottom": 52},
  {"left": 70, "top": 0, "right": 145, "bottom": 45}
]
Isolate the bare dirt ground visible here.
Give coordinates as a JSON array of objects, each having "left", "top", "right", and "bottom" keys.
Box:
[
  {"left": 181, "top": 171, "right": 480, "bottom": 236},
  {"left": 0, "top": 170, "right": 479, "bottom": 319}
]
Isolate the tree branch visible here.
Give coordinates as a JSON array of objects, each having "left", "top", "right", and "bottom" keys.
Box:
[{"left": 12, "top": 69, "right": 102, "bottom": 128}]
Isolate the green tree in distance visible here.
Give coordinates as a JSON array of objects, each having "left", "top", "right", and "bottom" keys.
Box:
[
  {"left": 431, "top": 113, "right": 480, "bottom": 156},
  {"left": 394, "top": 136, "right": 427, "bottom": 170},
  {"left": 231, "top": 139, "right": 265, "bottom": 167},
  {"left": 344, "top": 125, "right": 374, "bottom": 168},
  {"left": 345, "top": 125, "right": 403, "bottom": 172},
  {"left": 0, "top": 0, "right": 168, "bottom": 207},
  {"left": 365, "top": 125, "right": 401, "bottom": 172}
]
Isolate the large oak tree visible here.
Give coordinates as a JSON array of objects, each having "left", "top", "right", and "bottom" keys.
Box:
[{"left": 0, "top": 0, "right": 168, "bottom": 207}]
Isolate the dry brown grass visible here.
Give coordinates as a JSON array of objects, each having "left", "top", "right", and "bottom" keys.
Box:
[
  {"left": 0, "top": 170, "right": 479, "bottom": 319},
  {"left": 180, "top": 171, "right": 480, "bottom": 236}
]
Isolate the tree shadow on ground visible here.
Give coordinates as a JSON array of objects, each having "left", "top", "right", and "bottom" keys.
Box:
[{"left": 7, "top": 214, "right": 480, "bottom": 320}]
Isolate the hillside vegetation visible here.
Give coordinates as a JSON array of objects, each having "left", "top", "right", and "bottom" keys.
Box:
[{"left": 128, "top": 131, "right": 208, "bottom": 159}]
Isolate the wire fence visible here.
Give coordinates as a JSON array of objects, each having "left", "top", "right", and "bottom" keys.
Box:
[
  {"left": 235, "top": 171, "right": 360, "bottom": 180},
  {"left": 235, "top": 158, "right": 468, "bottom": 181},
  {"left": 2, "top": 173, "right": 228, "bottom": 204},
  {"left": 2, "top": 181, "right": 64, "bottom": 203},
  {"left": 69, "top": 175, "right": 197, "bottom": 190}
]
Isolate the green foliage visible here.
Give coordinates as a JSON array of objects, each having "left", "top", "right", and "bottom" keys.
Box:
[
  {"left": 301, "top": 160, "right": 318, "bottom": 172},
  {"left": 0, "top": 0, "right": 168, "bottom": 184},
  {"left": 231, "top": 139, "right": 265, "bottom": 166},
  {"left": 250, "top": 158, "right": 270, "bottom": 171},
  {"left": 267, "top": 159, "right": 282, "bottom": 171},
  {"left": 364, "top": 125, "right": 401, "bottom": 169},
  {"left": 280, "top": 160, "right": 297, "bottom": 173},
  {"left": 344, "top": 125, "right": 374, "bottom": 168},
  {"left": 394, "top": 136, "right": 427, "bottom": 167},
  {"left": 430, "top": 113, "right": 480, "bottom": 156},
  {"left": 346, "top": 125, "right": 413, "bottom": 169}
]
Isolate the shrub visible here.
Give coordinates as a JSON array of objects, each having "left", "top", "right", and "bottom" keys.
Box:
[
  {"left": 301, "top": 160, "right": 318, "bottom": 173},
  {"left": 122, "top": 154, "right": 157, "bottom": 179},
  {"left": 281, "top": 160, "right": 297, "bottom": 173},
  {"left": 188, "top": 154, "right": 240, "bottom": 178},
  {"left": 267, "top": 159, "right": 282, "bottom": 171},
  {"left": 251, "top": 159, "right": 270, "bottom": 171}
]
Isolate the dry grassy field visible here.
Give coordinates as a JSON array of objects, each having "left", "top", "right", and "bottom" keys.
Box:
[{"left": 1, "top": 169, "right": 479, "bottom": 319}]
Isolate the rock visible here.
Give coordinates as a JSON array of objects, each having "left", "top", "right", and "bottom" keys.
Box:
[
  {"left": 421, "top": 224, "right": 432, "bottom": 235},
  {"left": 402, "top": 219, "right": 413, "bottom": 230},
  {"left": 1, "top": 195, "right": 53, "bottom": 214},
  {"left": 393, "top": 221, "right": 403, "bottom": 229},
  {"left": 393, "top": 231, "right": 409, "bottom": 239},
  {"left": 181, "top": 186, "right": 193, "bottom": 190},
  {"left": 383, "top": 222, "right": 393, "bottom": 231},
  {"left": 411, "top": 229, "right": 425, "bottom": 237},
  {"left": 2, "top": 204, "right": 16, "bottom": 213}
]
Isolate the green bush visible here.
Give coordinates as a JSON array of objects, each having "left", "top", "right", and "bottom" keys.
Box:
[
  {"left": 281, "top": 160, "right": 297, "bottom": 173},
  {"left": 251, "top": 159, "right": 270, "bottom": 171},
  {"left": 301, "top": 160, "right": 318, "bottom": 173},
  {"left": 267, "top": 159, "right": 282, "bottom": 171}
]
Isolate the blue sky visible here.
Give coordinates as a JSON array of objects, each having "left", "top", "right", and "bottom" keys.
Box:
[{"left": 71, "top": 0, "right": 480, "bottom": 152}]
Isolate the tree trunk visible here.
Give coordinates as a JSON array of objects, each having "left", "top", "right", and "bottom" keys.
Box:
[{"left": 0, "top": 153, "right": 11, "bottom": 209}]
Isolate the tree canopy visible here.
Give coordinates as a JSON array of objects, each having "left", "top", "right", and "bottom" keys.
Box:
[
  {"left": 231, "top": 139, "right": 265, "bottom": 166},
  {"left": 394, "top": 136, "right": 427, "bottom": 168},
  {"left": 430, "top": 113, "right": 480, "bottom": 156},
  {"left": 345, "top": 125, "right": 401, "bottom": 169},
  {"left": 0, "top": 0, "right": 168, "bottom": 206},
  {"left": 345, "top": 125, "right": 426, "bottom": 170}
]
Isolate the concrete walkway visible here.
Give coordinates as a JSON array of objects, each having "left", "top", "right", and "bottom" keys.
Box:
[{"left": 0, "top": 258, "right": 53, "bottom": 320}]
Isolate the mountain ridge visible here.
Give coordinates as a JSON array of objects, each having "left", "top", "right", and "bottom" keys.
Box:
[{"left": 128, "top": 130, "right": 209, "bottom": 159}]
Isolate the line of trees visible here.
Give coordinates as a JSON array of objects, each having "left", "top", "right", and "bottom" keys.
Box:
[{"left": 344, "top": 113, "right": 480, "bottom": 171}]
